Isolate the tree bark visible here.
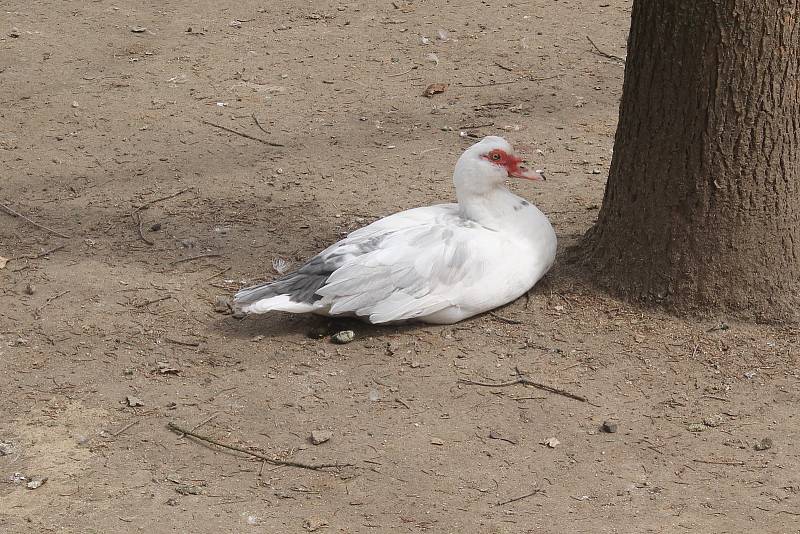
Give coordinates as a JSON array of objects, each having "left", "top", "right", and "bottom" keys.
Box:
[{"left": 578, "top": 0, "right": 800, "bottom": 321}]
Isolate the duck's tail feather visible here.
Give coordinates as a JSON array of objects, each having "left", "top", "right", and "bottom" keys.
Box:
[{"left": 234, "top": 273, "right": 328, "bottom": 314}]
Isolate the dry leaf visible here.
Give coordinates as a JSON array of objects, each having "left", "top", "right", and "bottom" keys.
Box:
[{"left": 422, "top": 83, "right": 448, "bottom": 97}]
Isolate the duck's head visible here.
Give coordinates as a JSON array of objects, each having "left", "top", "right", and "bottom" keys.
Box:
[{"left": 453, "top": 136, "right": 544, "bottom": 195}]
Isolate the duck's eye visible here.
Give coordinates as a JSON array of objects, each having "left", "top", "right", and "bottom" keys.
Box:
[{"left": 490, "top": 152, "right": 502, "bottom": 161}]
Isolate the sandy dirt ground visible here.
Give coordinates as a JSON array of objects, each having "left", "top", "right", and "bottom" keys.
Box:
[{"left": 2, "top": 1, "right": 800, "bottom": 533}]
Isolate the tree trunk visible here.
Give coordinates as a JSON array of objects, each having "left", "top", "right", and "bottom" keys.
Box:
[{"left": 578, "top": 0, "right": 800, "bottom": 321}]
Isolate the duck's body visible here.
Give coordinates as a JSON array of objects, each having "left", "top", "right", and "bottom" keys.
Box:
[{"left": 235, "top": 136, "right": 557, "bottom": 324}]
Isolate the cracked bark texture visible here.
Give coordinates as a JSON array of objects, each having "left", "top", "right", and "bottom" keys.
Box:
[{"left": 579, "top": 0, "right": 800, "bottom": 321}]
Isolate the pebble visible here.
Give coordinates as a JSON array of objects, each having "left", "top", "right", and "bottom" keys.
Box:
[
  {"left": 175, "top": 484, "right": 202, "bottom": 495},
  {"left": 9, "top": 27, "right": 21, "bottom": 38},
  {"left": 542, "top": 437, "right": 560, "bottom": 448},
  {"left": 213, "top": 296, "right": 233, "bottom": 314},
  {"left": 150, "top": 222, "right": 162, "bottom": 232},
  {"left": 331, "top": 330, "right": 355, "bottom": 344},
  {"left": 126, "top": 395, "right": 144, "bottom": 407},
  {"left": 24, "top": 283, "right": 35, "bottom": 295},
  {"left": 754, "top": 437, "right": 773, "bottom": 451},
  {"left": 157, "top": 362, "right": 180, "bottom": 375},
  {"left": 302, "top": 518, "right": 328, "bottom": 532},
  {"left": 0, "top": 441, "right": 13, "bottom": 456},
  {"left": 601, "top": 420, "right": 618, "bottom": 433},
  {"left": 26, "top": 476, "right": 47, "bottom": 490},
  {"left": 310, "top": 429, "right": 332, "bottom": 445},
  {"left": 687, "top": 423, "right": 705, "bottom": 433},
  {"left": 703, "top": 414, "right": 724, "bottom": 427}
]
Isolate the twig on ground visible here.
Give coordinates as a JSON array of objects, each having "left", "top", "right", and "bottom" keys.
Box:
[
  {"left": 460, "top": 79, "right": 521, "bottom": 88},
  {"left": 171, "top": 253, "right": 221, "bottom": 265},
  {"left": 134, "top": 295, "right": 173, "bottom": 308},
  {"left": 202, "top": 120, "right": 284, "bottom": 147},
  {"left": 460, "top": 74, "right": 561, "bottom": 88},
  {"left": 494, "top": 61, "right": 515, "bottom": 72},
  {"left": 203, "top": 266, "right": 231, "bottom": 281},
  {"left": 529, "top": 74, "right": 564, "bottom": 83},
  {"left": 497, "top": 489, "right": 543, "bottom": 506},
  {"left": 133, "top": 188, "right": 192, "bottom": 212},
  {"left": 586, "top": 36, "right": 626, "bottom": 62},
  {"left": 165, "top": 337, "right": 201, "bottom": 347},
  {"left": 692, "top": 458, "right": 745, "bottom": 466},
  {"left": 16, "top": 244, "right": 66, "bottom": 260},
  {"left": 258, "top": 460, "right": 267, "bottom": 478},
  {"left": 111, "top": 419, "right": 141, "bottom": 437},
  {"left": 459, "top": 366, "right": 590, "bottom": 404},
  {"left": 34, "top": 290, "right": 70, "bottom": 318},
  {"left": 251, "top": 113, "right": 272, "bottom": 136},
  {"left": 489, "top": 312, "right": 523, "bottom": 325},
  {"left": 167, "top": 422, "right": 351, "bottom": 472},
  {"left": 132, "top": 211, "right": 154, "bottom": 245},
  {"left": 387, "top": 66, "right": 418, "bottom": 77},
  {"left": 702, "top": 394, "right": 730, "bottom": 402},
  {"left": 0, "top": 201, "right": 72, "bottom": 239},
  {"left": 459, "top": 122, "right": 495, "bottom": 130},
  {"left": 191, "top": 413, "right": 218, "bottom": 432},
  {"left": 174, "top": 413, "right": 219, "bottom": 439}
]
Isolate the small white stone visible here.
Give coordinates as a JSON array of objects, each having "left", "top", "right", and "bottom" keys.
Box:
[
  {"left": 310, "top": 429, "right": 332, "bottom": 445},
  {"left": 542, "top": 437, "right": 560, "bottom": 448}
]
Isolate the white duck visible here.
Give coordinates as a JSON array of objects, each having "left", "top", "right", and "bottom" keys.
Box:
[{"left": 235, "top": 136, "right": 557, "bottom": 324}]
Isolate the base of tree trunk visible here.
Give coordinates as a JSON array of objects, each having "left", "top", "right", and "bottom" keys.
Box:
[
  {"left": 568, "top": 233, "right": 800, "bottom": 324},
  {"left": 571, "top": 0, "right": 800, "bottom": 324}
]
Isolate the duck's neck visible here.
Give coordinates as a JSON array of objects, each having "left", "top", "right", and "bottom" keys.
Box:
[{"left": 457, "top": 185, "right": 531, "bottom": 230}]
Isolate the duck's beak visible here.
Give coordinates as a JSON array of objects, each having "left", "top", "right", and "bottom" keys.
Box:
[{"left": 507, "top": 156, "right": 546, "bottom": 181}]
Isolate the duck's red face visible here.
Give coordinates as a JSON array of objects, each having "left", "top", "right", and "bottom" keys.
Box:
[{"left": 483, "top": 148, "right": 545, "bottom": 181}]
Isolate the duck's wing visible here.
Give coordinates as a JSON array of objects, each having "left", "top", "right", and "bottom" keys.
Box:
[
  {"left": 314, "top": 207, "right": 495, "bottom": 323},
  {"left": 235, "top": 204, "right": 477, "bottom": 317}
]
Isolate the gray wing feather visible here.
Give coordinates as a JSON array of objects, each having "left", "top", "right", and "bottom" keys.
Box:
[
  {"left": 235, "top": 203, "right": 484, "bottom": 322},
  {"left": 234, "top": 236, "right": 386, "bottom": 306}
]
